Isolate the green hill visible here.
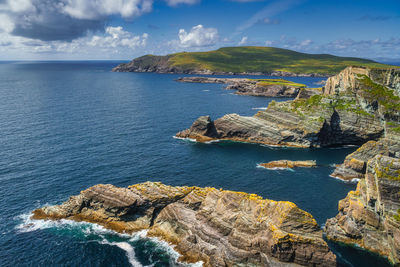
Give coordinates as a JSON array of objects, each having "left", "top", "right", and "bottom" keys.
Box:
[{"left": 113, "top": 46, "right": 395, "bottom": 76}]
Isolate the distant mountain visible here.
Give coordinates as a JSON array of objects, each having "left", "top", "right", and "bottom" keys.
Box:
[{"left": 113, "top": 46, "right": 395, "bottom": 76}]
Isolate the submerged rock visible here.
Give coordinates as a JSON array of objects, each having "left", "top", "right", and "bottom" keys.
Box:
[
  {"left": 259, "top": 160, "right": 317, "bottom": 169},
  {"left": 177, "top": 77, "right": 305, "bottom": 97},
  {"left": 325, "top": 155, "right": 400, "bottom": 265},
  {"left": 32, "top": 182, "right": 336, "bottom": 267}
]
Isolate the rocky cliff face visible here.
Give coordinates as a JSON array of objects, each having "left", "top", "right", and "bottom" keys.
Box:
[
  {"left": 176, "top": 68, "right": 388, "bottom": 148},
  {"left": 176, "top": 77, "right": 304, "bottom": 97},
  {"left": 32, "top": 182, "right": 336, "bottom": 267},
  {"left": 325, "top": 155, "right": 400, "bottom": 265}
]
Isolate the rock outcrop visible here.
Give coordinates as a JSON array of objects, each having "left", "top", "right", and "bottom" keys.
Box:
[
  {"left": 32, "top": 182, "right": 336, "bottom": 267},
  {"left": 177, "top": 67, "right": 400, "bottom": 149},
  {"left": 177, "top": 77, "right": 305, "bottom": 97},
  {"left": 259, "top": 160, "right": 316, "bottom": 169},
  {"left": 325, "top": 155, "right": 400, "bottom": 265}
]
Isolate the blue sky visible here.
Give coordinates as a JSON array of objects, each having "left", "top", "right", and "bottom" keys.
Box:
[{"left": 0, "top": 0, "right": 399, "bottom": 60}]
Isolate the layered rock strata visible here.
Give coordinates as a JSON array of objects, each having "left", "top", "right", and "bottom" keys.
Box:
[
  {"left": 259, "top": 160, "right": 316, "bottom": 169},
  {"left": 325, "top": 155, "right": 400, "bottom": 265},
  {"left": 32, "top": 182, "right": 336, "bottom": 267},
  {"left": 177, "top": 67, "right": 400, "bottom": 149},
  {"left": 177, "top": 77, "right": 305, "bottom": 97}
]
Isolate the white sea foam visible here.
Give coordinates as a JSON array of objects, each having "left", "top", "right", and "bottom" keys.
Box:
[
  {"left": 16, "top": 212, "right": 203, "bottom": 267},
  {"left": 172, "top": 136, "right": 197, "bottom": 142},
  {"left": 99, "top": 240, "right": 144, "bottom": 267},
  {"left": 256, "top": 164, "right": 295, "bottom": 172},
  {"left": 202, "top": 89, "right": 210, "bottom": 92},
  {"left": 329, "top": 175, "right": 360, "bottom": 184},
  {"left": 251, "top": 107, "right": 268, "bottom": 110}
]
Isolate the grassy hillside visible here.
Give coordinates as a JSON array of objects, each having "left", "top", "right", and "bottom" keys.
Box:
[
  {"left": 115, "top": 46, "right": 396, "bottom": 75},
  {"left": 169, "top": 47, "right": 392, "bottom": 74}
]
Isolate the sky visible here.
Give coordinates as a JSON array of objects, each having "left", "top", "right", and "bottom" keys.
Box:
[{"left": 0, "top": 0, "right": 399, "bottom": 61}]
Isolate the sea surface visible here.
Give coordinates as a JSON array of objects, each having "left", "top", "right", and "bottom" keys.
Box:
[{"left": 0, "top": 61, "right": 392, "bottom": 267}]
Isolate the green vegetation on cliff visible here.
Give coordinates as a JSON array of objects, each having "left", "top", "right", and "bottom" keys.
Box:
[{"left": 126, "top": 47, "right": 394, "bottom": 75}]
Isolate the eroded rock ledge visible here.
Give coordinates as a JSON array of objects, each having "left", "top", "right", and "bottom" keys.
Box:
[
  {"left": 259, "top": 160, "right": 316, "bottom": 169},
  {"left": 32, "top": 182, "right": 336, "bottom": 267},
  {"left": 176, "top": 77, "right": 308, "bottom": 97},
  {"left": 325, "top": 155, "right": 400, "bottom": 265}
]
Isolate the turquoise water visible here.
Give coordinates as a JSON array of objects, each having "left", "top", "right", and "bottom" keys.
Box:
[{"left": 0, "top": 61, "right": 391, "bottom": 266}]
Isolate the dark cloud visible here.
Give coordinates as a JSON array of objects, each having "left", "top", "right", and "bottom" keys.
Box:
[{"left": 7, "top": 0, "right": 104, "bottom": 41}]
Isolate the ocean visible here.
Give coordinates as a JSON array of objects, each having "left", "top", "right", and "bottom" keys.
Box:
[{"left": 0, "top": 61, "right": 391, "bottom": 266}]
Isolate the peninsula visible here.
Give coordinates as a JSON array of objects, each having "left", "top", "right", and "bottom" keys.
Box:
[{"left": 112, "top": 46, "right": 392, "bottom": 76}]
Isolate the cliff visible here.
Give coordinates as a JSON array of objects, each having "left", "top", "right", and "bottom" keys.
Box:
[
  {"left": 176, "top": 67, "right": 400, "bottom": 149},
  {"left": 32, "top": 182, "right": 336, "bottom": 267},
  {"left": 325, "top": 155, "right": 400, "bottom": 265},
  {"left": 112, "top": 46, "right": 392, "bottom": 76},
  {"left": 176, "top": 77, "right": 306, "bottom": 97}
]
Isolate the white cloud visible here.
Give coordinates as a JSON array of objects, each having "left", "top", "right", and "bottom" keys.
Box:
[
  {"left": 88, "top": 26, "right": 149, "bottom": 49},
  {"left": 178, "top": 24, "right": 218, "bottom": 48},
  {"left": 0, "top": 14, "right": 15, "bottom": 33},
  {"left": 62, "top": 0, "right": 153, "bottom": 20},
  {"left": 238, "top": 36, "right": 248, "bottom": 45},
  {"left": 7, "top": 0, "right": 34, "bottom": 12},
  {"left": 165, "top": 0, "right": 199, "bottom": 6}
]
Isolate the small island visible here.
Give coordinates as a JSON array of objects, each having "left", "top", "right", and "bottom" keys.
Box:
[{"left": 259, "top": 160, "right": 316, "bottom": 169}]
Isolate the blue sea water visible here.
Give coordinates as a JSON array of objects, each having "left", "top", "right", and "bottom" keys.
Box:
[{"left": 0, "top": 61, "right": 392, "bottom": 267}]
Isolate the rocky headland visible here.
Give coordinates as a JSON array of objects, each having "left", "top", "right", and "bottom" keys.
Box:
[
  {"left": 259, "top": 160, "right": 317, "bottom": 169},
  {"left": 176, "top": 66, "right": 399, "bottom": 149},
  {"left": 176, "top": 66, "right": 400, "bottom": 263},
  {"left": 32, "top": 182, "right": 336, "bottom": 267},
  {"left": 176, "top": 77, "right": 306, "bottom": 97}
]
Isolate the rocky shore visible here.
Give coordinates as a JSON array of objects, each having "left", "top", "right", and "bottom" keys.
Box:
[
  {"left": 259, "top": 160, "right": 316, "bottom": 169},
  {"left": 32, "top": 182, "right": 336, "bottom": 267},
  {"left": 176, "top": 66, "right": 400, "bottom": 263},
  {"left": 325, "top": 155, "right": 400, "bottom": 265},
  {"left": 176, "top": 77, "right": 306, "bottom": 97}
]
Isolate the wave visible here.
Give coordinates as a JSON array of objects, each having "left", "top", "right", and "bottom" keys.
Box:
[
  {"left": 173, "top": 136, "right": 220, "bottom": 145},
  {"left": 329, "top": 175, "right": 360, "bottom": 184},
  {"left": 251, "top": 107, "right": 268, "bottom": 110},
  {"left": 15, "top": 212, "right": 203, "bottom": 267},
  {"left": 202, "top": 90, "right": 210, "bottom": 92},
  {"left": 256, "top": 164, "right": 295, "bottom": 172},
  {"left": 172, "top": 136, "right": 197, "bottom": 142}
]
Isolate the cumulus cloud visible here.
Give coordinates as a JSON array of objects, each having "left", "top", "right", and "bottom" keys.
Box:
[
  {"left": 238, "top": 36, "right": 248, "bottom": 45},
  {"left": 62, "top": 0, "right": 153, "bottom": 20},
  {"left": 0, "top": 24, "right": 149, "bottom": 58},
  {"left": 88, "top": 26, "right": 148, "bottom": 49},
  {"left": 177, "top": 24, "right": 218, "bottom": 47},
  {"left": 0, "top": 0, "right": 153, "bottom": 41}
]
